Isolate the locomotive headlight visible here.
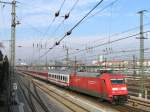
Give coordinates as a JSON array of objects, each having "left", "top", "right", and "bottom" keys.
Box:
[
  {"left": 112, "top": 88, "right": 118, "bottom": 91},
  {"left": 120, "top": 87, "right": 127, "bottom": 90}
]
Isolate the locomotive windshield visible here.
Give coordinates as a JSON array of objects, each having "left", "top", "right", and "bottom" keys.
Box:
[{"left": 111, "top": 79, "right": 125, "bottom": 84}]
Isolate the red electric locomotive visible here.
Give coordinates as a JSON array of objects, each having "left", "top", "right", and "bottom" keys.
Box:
[{"left": 69, "top": 72, "right": 128, "bottom": 104}]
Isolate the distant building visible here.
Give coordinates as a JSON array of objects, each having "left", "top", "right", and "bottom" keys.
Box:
[{"left": 92, "top": 59, "right": 150, "bottom": 68}]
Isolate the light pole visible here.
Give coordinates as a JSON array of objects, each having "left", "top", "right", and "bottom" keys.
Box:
[{"left": 137, "top": 10, "right": 147, "bottom": 98}]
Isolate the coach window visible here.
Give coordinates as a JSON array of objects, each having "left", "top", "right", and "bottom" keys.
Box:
[
  {"left": 63, "top": 76, "right": 65, "bottom": 81},
  {"left": 64, "top": 77, "right": 67, "bottom": 82},
  {"left": 61, "top": 76, "right": 63, "bottom": 80}
]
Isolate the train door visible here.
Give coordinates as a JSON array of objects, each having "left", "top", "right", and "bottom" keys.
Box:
[{"left": 101, "top": 79, "right": 108, "bottom": 98}]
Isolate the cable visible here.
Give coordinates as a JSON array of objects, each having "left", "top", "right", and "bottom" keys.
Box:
[
  {"left": 49, "top": 0, "right": 118, "bottom": 51},
  {"left": 51, "top": 19, "right": 65, "bottom": 38},
  {"left": 39, "top": 0, "right": 67, "bottom": 44},
  {"left": 79, "top": 22, "right": 150, "bottom": 48},
  {"left": 66, "top": 30, "right": 150, "bottom": 57},
  {"left": 40, "top": 0, "right": 104, "bottom": 58},
  {"left": 69, "top": 0, "right": 79, "bottom": 13},
  {"left": 79, "top": 48, "right": 150, "bottom": 61},
  {"left": 50, "top": 22, "right": 150, "bottom": 61},
  {"left": 59, "top": 47, "right": 150, "bottom": 62},
  {"left": 34, "top": 0, "right": 67, "bottom": 58},
  {"left": 59, "top": 0, "right": 66, "bottom": 13},
  {"left": 50, "top": 0, "right": 79, "bottom": 40},
  {"left": 87, "top": 0, "right": 119, "bottom": 20},
  {"left": 56, "top": 0, "right": 104, "bottom": 46}
]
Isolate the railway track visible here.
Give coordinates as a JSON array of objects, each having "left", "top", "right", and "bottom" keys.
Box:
[
  {"left": 17, "top": 77, "right": 51, "bottom": 112},
  {"left": 114, "top": 105, "right": 148, "bottom": 112},
  {"left": 18, "top": 80, "right": 36, "bottom": 112},
  {"left": 33, "top": 81, "right": 91, "bottom": 112},
  {"left": 127, "top": 96, "right": 150, "bottom": 112}
]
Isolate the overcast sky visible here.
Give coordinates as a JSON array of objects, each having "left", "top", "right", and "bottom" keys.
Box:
[{"left": 0, "top": 0, "right": 150, "bottom": 64}]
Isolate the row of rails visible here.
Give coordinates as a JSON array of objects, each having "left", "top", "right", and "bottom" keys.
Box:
[
  {"left": 127, "top": 76, "right": 150, "bottom": 99},
  {"left": 111, "top": 97, "right": 150, "bottom": 112},
  {"left": 33, "top": 80, "right": 95, "bottom": 112},
  {"left": 17, "top": 72, "right": 103, "bottom": 112},
  {"left": 17, "top": 71, "right": 150, "bottom": 112},
  {"left": 17, "top": 76, "right": 51, "bottom": 112}
]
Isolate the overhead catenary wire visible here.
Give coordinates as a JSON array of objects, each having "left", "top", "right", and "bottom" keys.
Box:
[
  {"left": 54, "top": 0, "right": 120, "bottom": 50},
  {"left": 79, "top": 22, "right": 150, "bottom": 48},
  {"left": 87, "top": 0, "right": 119, "bottom": 20},
  {"left": 55, "top": 0, "right": 104, "bottom": 46},
  {"left": 72, "top": 47, "right": 150, "bottom": 61},
  {"left": 40, "top": 0, "right": 104, "bottom": 58},
  {"left": 33, "top": 0, "right": 67, "bottom": 47},
  {"left": 50, "top": 22, "right": 150, "bottom": 60},
  {"left": 60, "top": 30, "right": 150, "bottom": 59},
  {"left": 33, "top": 0, "right": 67, "bottom": 58},
  {"left": 40, "top": 0, "right": 66, "bottom": 41},
  {"left": 69, "top": 0, "right": 79, "bottom": 14},
  {"left": 59, "top": 0, "right": 120, "bottom": 48},
  {"left": 50, "top": 0, "right": 79, "bottom": 40},
  {"left": 46, "top": 0, "right": 67, "bottom": 32},
  {"left": 59, "top": 0, "right": 66, "bottom": 13}
]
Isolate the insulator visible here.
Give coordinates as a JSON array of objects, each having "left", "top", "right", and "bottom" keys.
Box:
[
  {"left": 55, "top": 11, "right": 60, "bottom": 17},
  {"left": 66, "top": 30, "right": 72, "bottom": 36},
  {"left": 55, "top": 41, "right": 60, "bottom": 45},
  {"left": 65, "top": 13, "right": 69, "bottom": 20}
]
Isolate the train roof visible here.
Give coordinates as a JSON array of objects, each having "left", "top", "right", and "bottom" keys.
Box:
[
  {"left": 48, "top": 69, "right": 125, "bottom": 78},
  {"left": 48, "top": 69, "right": 72, "bottom": 75},
  {"left": 48, "top": 69, "right": 102, "bottom": 77},
  {"left": 76, "top": 72, "right": 100, "bottom": 77}
]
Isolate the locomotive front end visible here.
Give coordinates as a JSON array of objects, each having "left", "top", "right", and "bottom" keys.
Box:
[{"left": 110, "top": 76, "right": 128, "bottom": 104}]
